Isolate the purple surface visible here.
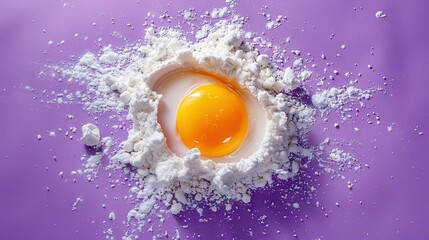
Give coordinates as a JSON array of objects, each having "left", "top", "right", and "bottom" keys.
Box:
[{"left": 1, "top": 0, "right": 428, "bottom": 239}]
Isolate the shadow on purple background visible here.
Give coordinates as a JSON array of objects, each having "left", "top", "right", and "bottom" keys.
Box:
[{"left": 175, "top": 158, "right": 324, "bottom": 239}]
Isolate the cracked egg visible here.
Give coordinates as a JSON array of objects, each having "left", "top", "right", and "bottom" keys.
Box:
[{"left": 149, "top": 67, "right": 267, "bottom": 163}]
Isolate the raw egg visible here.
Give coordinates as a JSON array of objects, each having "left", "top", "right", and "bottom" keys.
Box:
[
  {"left": 149, "top": 67, "right": 267, "bottom": 162},
  {"left": 176, "top": 84, "right": 248, "bottom": 157}
]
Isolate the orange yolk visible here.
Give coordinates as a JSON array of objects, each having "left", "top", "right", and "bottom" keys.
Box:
[{"left": 176, "top": 84, "right": 248, "bottom": 157}]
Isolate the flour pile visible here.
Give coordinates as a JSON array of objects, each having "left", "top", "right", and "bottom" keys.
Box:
[
  {"left": 56, "top": 18, "right": 316, "bottom": 221},
  {"left": 45, "top": 8, "right": 384, "bottom": 238}
]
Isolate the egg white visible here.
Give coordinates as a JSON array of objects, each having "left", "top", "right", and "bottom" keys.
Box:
[{"left": 149, "top": 67, "right": 267, "bottom": 163}]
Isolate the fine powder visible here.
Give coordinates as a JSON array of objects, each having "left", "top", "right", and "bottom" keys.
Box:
[
  {"left": 62, "top": 19, "right": 315, "bottom": 218},
  {"left": 49, "top": 11, "right": 378, "bottom": 238}
]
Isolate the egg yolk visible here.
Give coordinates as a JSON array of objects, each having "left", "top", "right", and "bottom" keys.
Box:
[{"left": 176, "top": 84, "right": 248, "bottom": 157}]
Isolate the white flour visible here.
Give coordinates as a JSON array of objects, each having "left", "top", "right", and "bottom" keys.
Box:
[
  {"left": 62, "top": 20, "right": 315, "bottom": 221},
  {"left": 312, "top": 86, "right": 373, "bottom": 115},
  {"left": 46, "top": 7, "right": 383, "bottom": 239},
  {"left": 375, "top": 10, "right": 387, "bottom": 19},
  {"left": 81, "top": 123, "right": 100, "bottom": 146}
]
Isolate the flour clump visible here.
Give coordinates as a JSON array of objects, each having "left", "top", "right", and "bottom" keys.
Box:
[{"left": 81, "top": 123, "right": 101, "bottom": 147}]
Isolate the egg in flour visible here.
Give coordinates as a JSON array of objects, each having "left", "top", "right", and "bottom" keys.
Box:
[{"left": 149, "top": 67, "right": 267, "bottom": 163}]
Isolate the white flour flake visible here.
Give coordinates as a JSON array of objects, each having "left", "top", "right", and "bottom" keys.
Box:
[
  {"left": 108, "top": 211, "right": 116, "bottom": 221},
  {"left": 281, "top": 67, "right": 301, "bottom": 90},
  {"left": 375, "top": 11, "right": 387, "bottom": 19},
  {"left": 81, "top": 123, "right": 101, "bottom": 146}
]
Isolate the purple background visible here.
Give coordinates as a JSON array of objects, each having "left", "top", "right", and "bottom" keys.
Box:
[{"left": 1, "top": 0, "right": 428, "bottom": 239}]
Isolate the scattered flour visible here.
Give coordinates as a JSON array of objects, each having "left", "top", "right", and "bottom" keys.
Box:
[
  {"left": 61, "top": 19, "right": 315, "bottom": 224},
  {"left": 46, "top": 6, "right": 382, "bottom": 239},
  {"left": 329, "top": 148, "right": 354, "bottom": 163},
  {"left": 375, "top": 10, "right": 387, "bottom": 19},
  {"left": 319, "top": 148, "right": 361, "bottom": 175},
  {"left": 181, "top": 10, "right": 195, "bottom": 20},
  {"left": 266, "top": 21, "right": 276, "bottom": 30},
  {"left": 265, "top": 15, "right": 287, "bottom": 30},
  {"left": 312, "top": 86, "right": 372, "bottom": 114},
  {"left": 72, "top": 196, "right": 83, "bottom": 211},
  {"left": 75, "top": 136, "right": 113, "bottom": 177}
]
